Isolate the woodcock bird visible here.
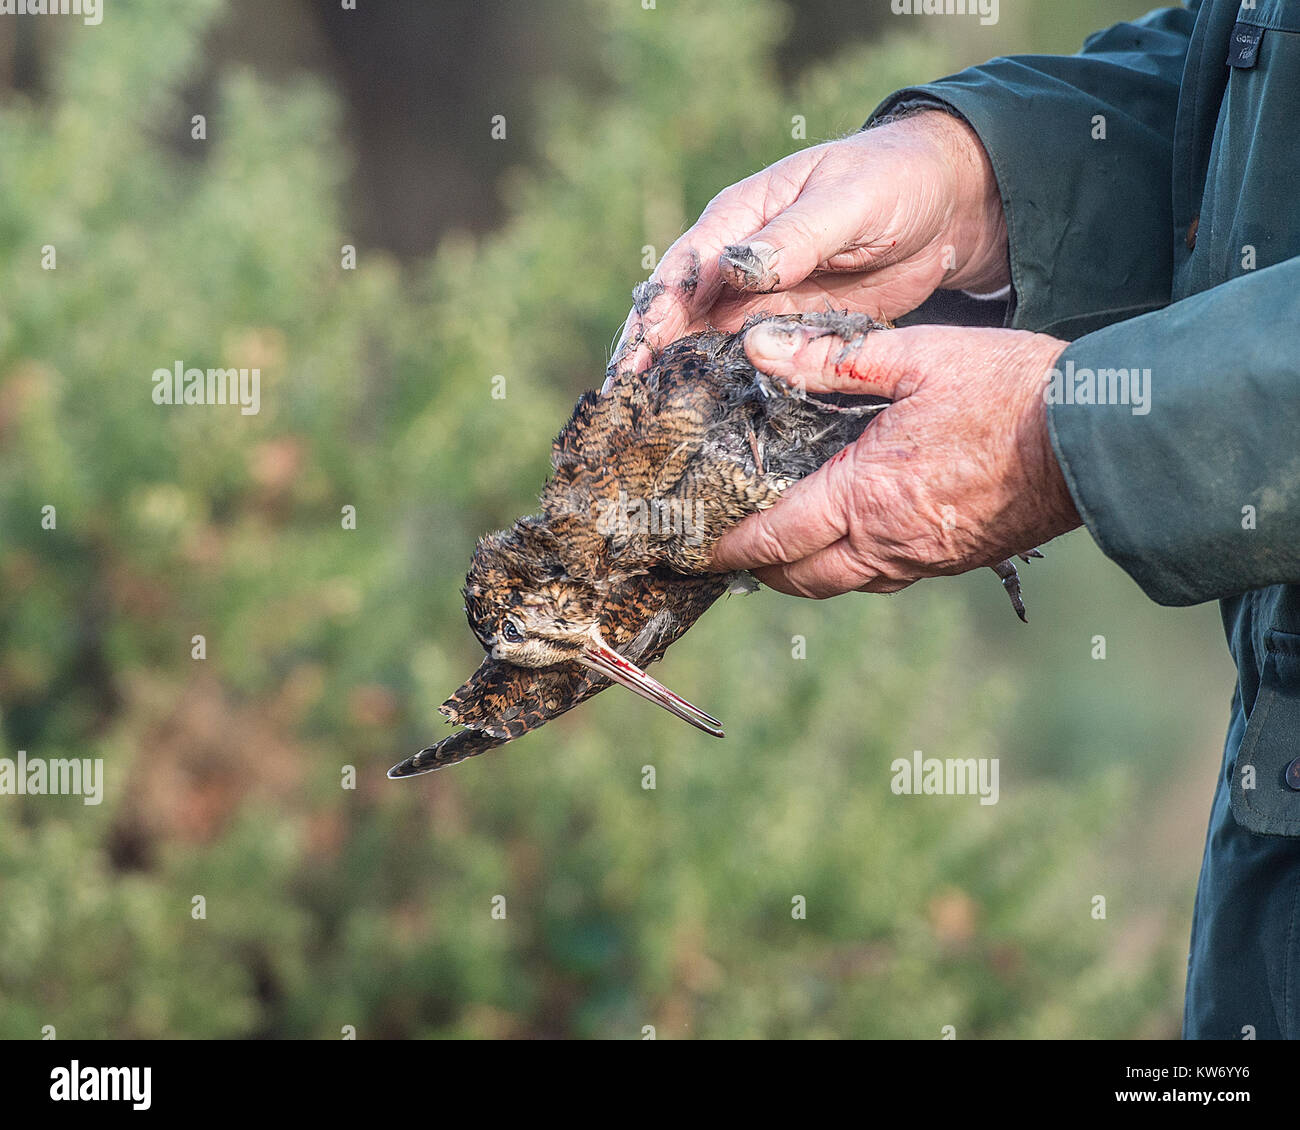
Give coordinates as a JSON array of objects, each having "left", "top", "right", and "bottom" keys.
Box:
[{"left": 389, "top": 310, "right": 1037, "bottom": 778}]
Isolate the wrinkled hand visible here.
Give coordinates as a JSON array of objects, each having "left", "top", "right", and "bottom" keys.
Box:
[
  {"left": 608, "top": 110, "right": 1008, "bottom": 385},
  {"left": 709, "top": 323, "right": 1082, "bottom": 599}
]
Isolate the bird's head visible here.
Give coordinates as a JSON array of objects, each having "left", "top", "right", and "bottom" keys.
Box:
[
  {"left": 461, "top": 519, "right": 722, "bottom": 736},
  {"left": 463, "top": 521, "right": 602, "bottom": 667}
]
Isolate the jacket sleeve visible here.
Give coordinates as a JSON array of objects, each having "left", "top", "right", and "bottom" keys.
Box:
[
  {"left": 868, "top": 4, "right": 1200, "bottom": 339},
  {"left": 869, "top": 4, "right": 1300, "bottom": 606},
  {"left": 1046, "top": 255, "right": 1300, "bottom": 606}
]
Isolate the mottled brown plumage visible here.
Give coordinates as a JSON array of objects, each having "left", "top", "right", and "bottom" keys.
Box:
[{"left": 389, "top": 310, "right": 1032, "bottom": 778}]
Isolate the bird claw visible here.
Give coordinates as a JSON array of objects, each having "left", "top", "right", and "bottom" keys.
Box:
[{"left": 992, "top": 557, "right": 1029, "bottom": 623}]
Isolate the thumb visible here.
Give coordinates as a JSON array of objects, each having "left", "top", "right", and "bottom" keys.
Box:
[{"left": 745, "top": 321, "right": 967, "bottom": 399}]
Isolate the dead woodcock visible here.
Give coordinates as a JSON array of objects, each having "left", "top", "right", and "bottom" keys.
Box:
[{"left": 389, "top": 310, "right": 1038, "bottom": 778}]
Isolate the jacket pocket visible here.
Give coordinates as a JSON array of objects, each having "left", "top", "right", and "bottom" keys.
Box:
[{"left": 1231, "top": 629, "right": 1300, "bottom": 836}]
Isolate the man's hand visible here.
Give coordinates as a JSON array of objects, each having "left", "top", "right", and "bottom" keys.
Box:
[
  {"left": 709, "top": 322, "right": 1082, "bottom": 599},
  {"left": 608, "top": 110, "right": 1008, "bottom": 385}
]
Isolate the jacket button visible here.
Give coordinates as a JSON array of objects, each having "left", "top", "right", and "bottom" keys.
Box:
[
  {"left": 1286, "top": 757, "right": 1300, "bottom": 791},
  {"left": 1186, "top": 216, "right": 1199, "bottom": 251}
]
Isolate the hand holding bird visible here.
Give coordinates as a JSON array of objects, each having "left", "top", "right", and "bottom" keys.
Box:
[{"left": 711, "top": 320, "right": 1079, "bottom": 599}]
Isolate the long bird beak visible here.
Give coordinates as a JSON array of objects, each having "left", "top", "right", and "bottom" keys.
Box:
[{"left": 578, "top": 630, "right": 724, "bottom": 738}]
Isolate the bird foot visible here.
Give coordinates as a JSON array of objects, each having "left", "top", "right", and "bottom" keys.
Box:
[
  {"left": 726, "top": 572, "right": 760, "bottom": 595},
  {"left": 991, "top": 550, "right": 1042, "bottom": 623},
  {"left": 748, "top": 310, "right": 889, "bottom": 403}
]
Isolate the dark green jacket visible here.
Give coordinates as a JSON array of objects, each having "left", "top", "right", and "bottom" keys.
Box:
[{"left": 874, "top": 0, "right": 1300, "bottom": 1038}]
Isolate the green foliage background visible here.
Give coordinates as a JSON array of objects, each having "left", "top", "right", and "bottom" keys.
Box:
[{"left": 0, "top": 0, "right": 1230, "bottom": 1038}]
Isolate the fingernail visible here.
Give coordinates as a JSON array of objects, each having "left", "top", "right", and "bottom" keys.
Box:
[
  {"left": 746, "top": 322, "right": 803, "bottom": 363},
  {"left": 721, "top": 241, "right": 779, "bottom": 290},
  {"left": 605, "top": 315, "right": 643, "bottom": 393},
  {"left": 631, "top": 278, "right": 666, "bottom": 317}
]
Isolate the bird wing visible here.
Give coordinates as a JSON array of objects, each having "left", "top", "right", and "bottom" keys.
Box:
[{"left": 542, "top": 341, "right": 736, "bottom": 580}]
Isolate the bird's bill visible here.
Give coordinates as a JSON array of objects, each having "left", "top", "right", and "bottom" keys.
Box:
[{"left": 578, "top": 634, "right": 724, "bottom": 738}]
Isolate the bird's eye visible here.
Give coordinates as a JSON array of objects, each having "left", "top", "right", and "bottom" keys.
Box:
[{"left": 501, "top": 621, "right": 523, "bottom": 643}]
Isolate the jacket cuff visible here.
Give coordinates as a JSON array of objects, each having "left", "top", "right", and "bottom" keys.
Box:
[{"left": 1046, "top": 259, "right": 1300, "bottom": 606}]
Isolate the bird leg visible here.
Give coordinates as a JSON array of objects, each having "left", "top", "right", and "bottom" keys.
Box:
[
  {"left": 991, "top": 559, "right": 1027, "bottom": 622},
  {"left": 991, "top": 550, "right": 1043, "bottom": 624}
]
